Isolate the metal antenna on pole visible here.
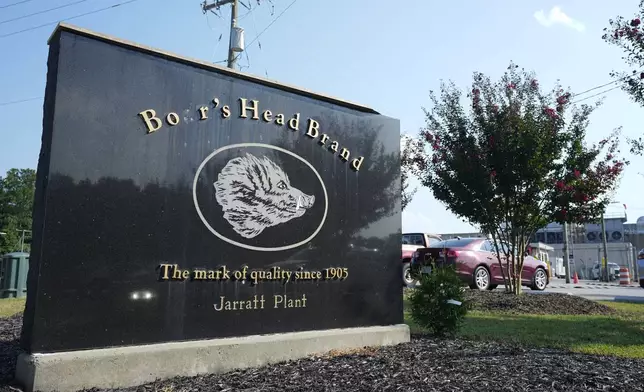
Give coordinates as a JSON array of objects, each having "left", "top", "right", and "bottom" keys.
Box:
[
  {"left": 202, "top": 0, "right": 245, "bottom": 70},
  {"left": 15, "top": 229, "right": 31, "bottom": 253}
]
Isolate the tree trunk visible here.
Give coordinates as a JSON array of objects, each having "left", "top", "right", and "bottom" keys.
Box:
[
  {"left": 512, "top": 273, "right": 522, "bottom": 295},
  {"left": 512, "top": 238, "right": 527, "bottom": 295},
  {"left": 504, "top": 257, "right": 513, "bottom": 293}
]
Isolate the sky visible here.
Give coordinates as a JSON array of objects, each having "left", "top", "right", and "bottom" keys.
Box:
[{"left": 1, "top": 0, "right": 644, "bottom": 234}]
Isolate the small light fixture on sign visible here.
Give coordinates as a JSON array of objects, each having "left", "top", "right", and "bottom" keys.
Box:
[{"left": 130, "top": 290, "right": 154, "bottom": 301}]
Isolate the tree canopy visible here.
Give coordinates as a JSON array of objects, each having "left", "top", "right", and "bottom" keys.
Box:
[
  {"left": 401, "top": 135, "right": 418, "bottom": 210},
  {"left": 0, "top": 168, "right": 36, "bottom": 255},
  {"left": 405, "top": 63, "right": 628, "bottom": 293},
  {"left": 603, "top": 1, "right": 644, "bottom": 154}
]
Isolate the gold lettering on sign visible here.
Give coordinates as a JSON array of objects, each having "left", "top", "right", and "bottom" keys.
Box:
[
  {"left": 351, "top": 156, "right": 364, "bottom": 171},
  {"left": 306, "top": 119, "right": 319, "bottom": 138},
  {"left": 288, "top": 113, "right": 300, "bottom": 131},
  {"left": 239, "top": 98, "right": 259, "bottom": 120},
  {"left": 214, "top": 295, "right": 266, "bottom": 311},
  {"left": 139, "top": 109, "right": 162, "bottom": 134},
  {"left": 339, "top": 148, "right": 350, "bottom": 162},
  {"left": 191, "top": 266, "right": 248, "bottom": 281},
  {"left": 171, "top": 266, "right": 190, "bottom": 280},
  {"left": 273, "top": 294, "right": 307, "bottom": 308},
  {"left": 137, "top": 96, "right": 371, "bottom": 171},
  {"left": 157, "top": 264, "right": 190, "bottom": 280},
  {"left": 159, "top": 264, "right": 173, "bottom": 280},
  {"left": 198, "top": 106, "right": 208, "bottom": 120},
  {"left": 221, "top": 105, "right": 231, "bottom": 118},
  {"left": 155, "top": 265, "right": 354, "bottom": 313},
  {"left": 294, "top": 270, "right": 322, "bottom": 280},
  {"left": 166, "top": 112, "right": 180, "bottom": 126},
  {"left": 193, "top": 270, "right": 208, "bottom": 280}
]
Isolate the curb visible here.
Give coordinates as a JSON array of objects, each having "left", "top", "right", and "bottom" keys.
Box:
[{"left": 548, "top": 285, "right": 640, "bottom": 289}]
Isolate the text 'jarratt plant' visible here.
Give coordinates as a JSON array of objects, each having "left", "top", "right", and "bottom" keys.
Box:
[{"left": 406, "top": 63, "right": 628, "bottom": 294}]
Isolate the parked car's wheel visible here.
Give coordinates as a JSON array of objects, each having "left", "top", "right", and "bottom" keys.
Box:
[
  {"left": 531, "top": 268, "right": 548, "bottom": 291},
  {"left": 472, "top": 266, "right": 491, "bottom": 290},
  {"left": 640, "top": 279, "right": 644, "bottom": 289},
  {"left": 402, "top": 262, "right": 417, "bottom": 287}
]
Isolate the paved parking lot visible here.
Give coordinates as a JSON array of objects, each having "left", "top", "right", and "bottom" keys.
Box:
[
  {"left": 409, "top": 278, "right": 644, "bottom": 302},
  {"left": 540, "top": 278, "right": 644, "bottom": 302}
]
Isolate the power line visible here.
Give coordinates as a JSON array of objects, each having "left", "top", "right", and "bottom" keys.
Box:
[
  {"left": 572, "top": 78, "right": 622, "bottom": 98},
  {"left": 571, "top": 85, "right": 622, "bottom": 104},
  {"left": 241, "top": 0, "right": 269, "bottom": 77},
  {"left": 1, "top": 0, "right": 92, "bottom": 26},
  {"left": 0, "top": 0, "right": 142, "bottom": 39},
  {"left": 232, "top": 0, "right": 298, "bottom": 64},
  {"left": 571, "top": 72, "right": 639, "bottom": 98},
  {"left": 0, "top": 96, "right": 41, "bottom": 107},
  {"left": 0, "top": 73, "right": 630, "bottom": 109},
  {"left": 204, "top": 7, "right": 225, "bottom": 62},
  {"left": 0, "top": 0, "right": 33, "bottom": 10},
  {"left": 239, "top": 0, "right": 273, "bottom": 20}
]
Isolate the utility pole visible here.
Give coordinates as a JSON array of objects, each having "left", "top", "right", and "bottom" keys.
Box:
[
  {"left": 600, "top": 212, "right": 609, "bottom": 282},
  {"left": 563, "top": 222, "right": 571, "bottom": 283},
  {"left": 202, "top": 0, "right": 243, "bottom": 70},
  {"left": 597, "top": 247, "right": 601, "bottom": 279},
  {"left": 634, "top": 247, "right": 640, "bottom": 281},
  {"left": 16, "top": 229, "right": 31, "bottom": 253}
]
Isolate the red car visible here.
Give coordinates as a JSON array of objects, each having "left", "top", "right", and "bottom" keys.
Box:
[{"left": 410, "top": 237, "right": 549, "bottom": 291}]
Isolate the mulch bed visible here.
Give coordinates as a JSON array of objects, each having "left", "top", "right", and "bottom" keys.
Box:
[
  {"left": 86, "top": 338, "right": 644, "bottom": 392},
  {"left": 0, "top": 299, "right": 641, "bottom": 392},
  {"left": 464, "top": 290, "right": 617, "bottom": 316},
  {"left": 0, "top": 314, "right": 23, "bottom": 392}
]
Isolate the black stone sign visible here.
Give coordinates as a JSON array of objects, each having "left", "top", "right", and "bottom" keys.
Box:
[{"left": 21, "top": 25, "right": 402, "bottom": 354}]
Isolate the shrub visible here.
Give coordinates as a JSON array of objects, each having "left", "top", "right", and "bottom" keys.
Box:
[{"left": 408, "top": 264, "right": 468, "bottom": 337}]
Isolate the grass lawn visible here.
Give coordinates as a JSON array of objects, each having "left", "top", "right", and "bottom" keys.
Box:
[
  {"left": 405, "top": 298, "right": 644, "bottom": 359},
  {"left": 0, "top": 297, "right": 25, "bottom": 318},
  {"left": 2, "top": 295, "right": 644, "bottom": 358}
]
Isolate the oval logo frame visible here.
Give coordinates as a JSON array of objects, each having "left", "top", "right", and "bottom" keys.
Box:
[{"left": 192, "top": 142, "right": 329, "bottom": 252}]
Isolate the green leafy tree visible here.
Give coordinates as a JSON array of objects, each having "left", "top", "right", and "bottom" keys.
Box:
[
  {"left": 603, "top": 3, "right": 644, "bottom": 155},
  {"left": 408, "top": 63, "right": 628, "bottom": 294},
  {"left": 401, "top": 134, "right": 418, "bottom": 210},
  {"left": 0, "top": 168, "right": 36, "bottom": 255}
]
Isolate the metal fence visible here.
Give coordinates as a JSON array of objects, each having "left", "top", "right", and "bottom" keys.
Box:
[{"left": 548, "top": 243, "right": 638, "bottom": 281}]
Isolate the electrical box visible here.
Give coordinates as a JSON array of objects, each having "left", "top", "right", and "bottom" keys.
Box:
[
  {"left": 230, "top": 26, "right": 245, "bottom": 52},
  {"left": 1, "top": 252, "right": 29, "bottom": 298}
]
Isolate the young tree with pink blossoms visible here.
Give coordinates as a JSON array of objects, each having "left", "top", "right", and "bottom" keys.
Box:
[
  {"left": 603, "top": 2, "right": 644, "bottom": 154},
  {"left": 406, "top": 63, "right": 628, "bottom": 295},
  {"left": 401, "top": 134, "right": 418, "bottom": 211}
]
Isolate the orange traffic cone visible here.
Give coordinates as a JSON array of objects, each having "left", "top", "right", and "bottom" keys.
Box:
[{"left": 573, "top": 272, "right": 579, "bottom": 284}]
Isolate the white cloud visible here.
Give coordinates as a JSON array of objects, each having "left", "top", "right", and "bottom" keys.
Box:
[{"left": 534, "top": 6, "right": 585, "bottom": 32}]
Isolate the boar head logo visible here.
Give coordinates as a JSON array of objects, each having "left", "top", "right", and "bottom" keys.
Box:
[{"left": 213, "top": 153, "right": 315, "bottom": 239}]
